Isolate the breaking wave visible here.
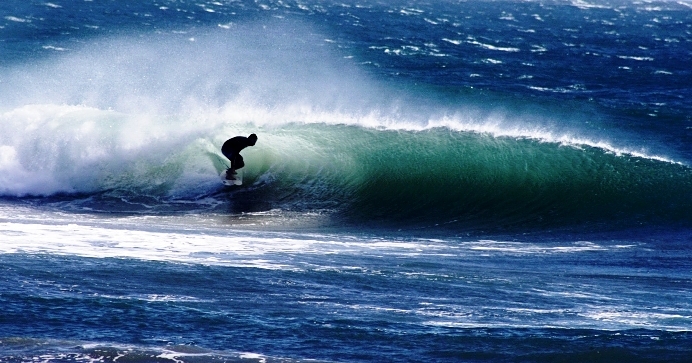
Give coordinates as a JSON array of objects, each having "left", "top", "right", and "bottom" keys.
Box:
[{"left": 1, "top": 24, "right": 690, "bottom": 231}]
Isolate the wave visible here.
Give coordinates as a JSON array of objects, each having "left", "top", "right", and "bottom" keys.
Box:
[
  {"left": 244, "top": 124, "right": 692, "bottom": 230},
  {"left": 2, "top": 108, "right": 691, "bottom": 231},
  {"left": 1, "top": 25, "right": 690, "bottom": 231}
]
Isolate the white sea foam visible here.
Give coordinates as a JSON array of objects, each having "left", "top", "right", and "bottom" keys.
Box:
[
  {"left": 466, "top": 240, "right": 609, "bottom": 254},
  {"left": 442, "top": 38, "right": 462, "bottom": 45},
  {"left": 2, "top": 339, "right": 277, "bottom": 363},
  {"left": 584, "top": 310, "right": 692, "bottom": 331},
  {"left": 400, "top": 8, "right": 424, "bottom": 16},
  {"left": 617, "top": 55, "right": 654, "bottom": 61},
  {"left": 570, "top": 0, "right": 610, "bottom": 10},
  {"left": 0, "top": 203, "right": 645, "bottom": 270},
  {"left": 467, "top": 40, "right": 520, "bottom": 52},
  {"left": 530, "top": 45, "right": 547, "bottom": 52},
  {"left": 4, "top": 16, "right": 29, "bottom": 23},
  {"left": 679, "top": 1, "right": 692, "bottom": 9},
  {"left": 42, "top": 45, "right": 68, "bottom": 51},
  {"left": 0, "top": 210, "right": 450, "bottom": 270}
]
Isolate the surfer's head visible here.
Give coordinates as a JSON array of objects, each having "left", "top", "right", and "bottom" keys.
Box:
[{"left": 248, "top": 133, "right": 258, "bottom": 146}]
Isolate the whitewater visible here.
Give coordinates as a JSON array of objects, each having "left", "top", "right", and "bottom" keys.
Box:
[{"left": 1, "top": 0, "right": 691, "bottom": 362}]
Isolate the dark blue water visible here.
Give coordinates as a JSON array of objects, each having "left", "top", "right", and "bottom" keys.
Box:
[
  {"left": 1, "top": 0, "right": 691, "bottom": 361},
  {"left": 2, "top": 230, "right": 692, "bottom": 362}
]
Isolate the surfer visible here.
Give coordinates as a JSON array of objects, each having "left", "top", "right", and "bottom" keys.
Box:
[{"left": 221, "top": 133, "right": 257, "bottom": 180}]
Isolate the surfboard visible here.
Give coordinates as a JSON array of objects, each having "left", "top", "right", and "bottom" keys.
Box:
[{"left": 220, "top": 169, "right": 243, "bottom": 186}]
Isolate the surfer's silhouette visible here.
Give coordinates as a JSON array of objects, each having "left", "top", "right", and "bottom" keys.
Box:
[{"left": 221, "top": 133, "right": 257, "bottom": 180}]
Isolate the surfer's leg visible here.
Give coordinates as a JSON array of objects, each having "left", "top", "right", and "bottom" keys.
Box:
[
  {"left": 221, "top": 150, "right": 236, "bottom": 177},
  {"left": 233, "top": 154, "right": 245, "bottom": 170},
  {"left": 232, "top": 154, "right": 245, "bottom": 171},
  {"left": 221, "top": 152, "right": 236, "bottom": 179},
  {"left": 228, "top": 153, "right": 238, "bottom": 173}
]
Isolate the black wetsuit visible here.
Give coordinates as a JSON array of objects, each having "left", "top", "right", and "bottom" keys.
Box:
[{"left": 221, "top": 136, "right": 254, "bottom": 170}]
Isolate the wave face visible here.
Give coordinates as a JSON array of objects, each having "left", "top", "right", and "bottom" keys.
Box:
[
  {"left": 294, "top": 125, "right": 692, "bottom": 231},
  {"left": 0, "top": 24, "right": 690, "bottom": 232}
]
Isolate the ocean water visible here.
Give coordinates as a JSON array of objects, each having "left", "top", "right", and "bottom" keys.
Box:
[{"left": 1, "top": 0, "right": 692, "bottom": 361}]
